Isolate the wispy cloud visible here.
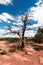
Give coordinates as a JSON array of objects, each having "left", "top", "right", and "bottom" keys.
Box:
[
  {"left": 0, "top": 28, "right": 19, "bottom": 38},
  {"left": 0, "top": 12, "right": 15, "bottom": 23},
  {"left": 30, "top": 0, "right": 43, "bottom": 28},
  {"left": 0, "top": 29, "right": 5, "bottom": 34},
  {"left": 35, "top": 0, "right": 43, "bottom": 6},
  {"left": 25, "top": 30, "right": 36, "bottom": 37},
  {"left": 13, "top": 15, "right": 23, "bottom": 26},
  {"left": 0, "top": 0, "right": 13, "bottom": 5}
]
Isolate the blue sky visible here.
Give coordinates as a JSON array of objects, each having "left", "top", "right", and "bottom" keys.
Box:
[
  {"left": 0, "top": 0, "right": 37, "bottom": 15},
  {"left": 0, "top": 0, "right": 43, "bottom": 37}
]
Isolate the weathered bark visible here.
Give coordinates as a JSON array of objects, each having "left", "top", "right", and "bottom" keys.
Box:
[
  {"left": 20, "top": 20, "right": 26, "bottom": 49},
  {"left": 20, "top": 38, "right": 24, "bottom": 49}
]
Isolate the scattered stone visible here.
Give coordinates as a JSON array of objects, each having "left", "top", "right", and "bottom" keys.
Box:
[
  {"left": 24, "top": 47, "right": 36, "bottom": 55},
  {"left": 24, "top": 48, "right": 35, "bottom": 52},
  {"left": 26, "top": 52, "right": 33, "bottom": 56}
]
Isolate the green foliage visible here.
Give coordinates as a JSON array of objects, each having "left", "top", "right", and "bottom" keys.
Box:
[
  {"left": 0, "top": 49, "right": 7, "bottom": 55},
  {"left": 37, "top": 27, "right": 43, "bottom": 34},
  {"left": 29, "top": 41, "right": 35, "bottom": 44},
  {"left": 34, "top": 28, "right": 43, "bottom": 43},
  {"left": 9, "top": 46, "right": 17, "bottom": 52},
  {"left": 0, "top": 38, "right": 4, "bottom": 41},
  {"left": 34, "top": 33, "right": 43, "bottom": 43},
  {"left": 0, "top": 38, "right": 20, "bottom": 42},
  {"left": 5, "top": 38, "right": 20, "bottom": 42}
]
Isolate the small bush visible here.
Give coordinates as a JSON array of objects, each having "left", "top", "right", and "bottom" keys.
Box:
[
  {"left": 9, "top": 46, "right": 17, "bottom": 52},
  {"left": 29, "top": 41, "right": 35, "bottom": 44},
  {"left": 34, "top": 33, "right": 43, "bottom": 43},
  {"left": 34, "top": 28, "right": 43, "bottom": 43},
  {"left": 0, "top": 49, "right": 7, "bottom": 55}
]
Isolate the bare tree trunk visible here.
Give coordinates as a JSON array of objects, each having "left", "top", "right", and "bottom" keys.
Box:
[
  {"left": 20, "top": 21, "right": 26, "bottom": 49},
  {"left": 21, "top": 37, "right": 24, "bottom": 49}
]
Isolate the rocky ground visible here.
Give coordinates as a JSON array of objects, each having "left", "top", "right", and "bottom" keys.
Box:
[{"left": 0, "top": 41, "right": 43, "bottom": 65}]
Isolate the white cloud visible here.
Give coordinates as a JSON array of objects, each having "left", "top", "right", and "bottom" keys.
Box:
[
  {"left": 0, "top": 0, "right": 12, "bottom": 5},
  {"left": 7, "top": 20, "right": 11, "bottom": 23},
  {"left": 13, "top": 22, "right": 23, "bottom": 26},
  {"left": 0, "top": 29, "right": 18, "bottom": 38},
  {"left": 0, "top": 29, "right": 11, "bottom": 35},
  {"left": 0, "top": 12, "right": 15, "bottom": 23},
  {"left": 12, "top": 15, "right": 24, "bottom": 26},
  {"left": 35, "top": 0, "right": 43, "bottom": 6},
  {"left": 25, "top": 30, "right": 36, "bottom": 37},
  {"left": 11, "top": 26, "right": 20, "bottom": 31},
  {"left": 0, "top": 28, "right": 20, "bottom": 38},
  {"left": 0, "top": 29, "right": 5, "bottom": 34},
  {"left": 30, "top": 0, "right": 43, "bottom": 28},
  {"left": 24, "top": 0, "right": 43, "bottom": 37}
]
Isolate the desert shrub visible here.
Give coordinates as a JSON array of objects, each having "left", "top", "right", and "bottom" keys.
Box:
[
  {"left": 0, "top": 49, "right": 7, "bottom": 55},
  {"left": 34, "top": 28, "right": 43, "bottom": 43},
  {"left": 9, "top": 46, "right": 17, "bottom": 52},
  {"left": 0, "top": 38, "right": 20, "bottom": 42},
  {"left": 34, "top": 33, "right": 43, "bottom": 43},
  {"left": 4, "top": 38, "right": 20, "bottom": 42},
  {"left": 0, "top": 38, "right": 3, "bottom": 41},
  {"left": 29, "top": 41, "right": 35, "bottom": 44}
]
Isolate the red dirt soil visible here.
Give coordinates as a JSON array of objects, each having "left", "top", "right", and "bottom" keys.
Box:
[{"left": 0, "top": 41, "right": 43, "bottom": 65}]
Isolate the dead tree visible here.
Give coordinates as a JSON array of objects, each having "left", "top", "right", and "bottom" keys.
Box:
[{"left": 4, "top": 13, "right": 33, "bottom": 49}]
